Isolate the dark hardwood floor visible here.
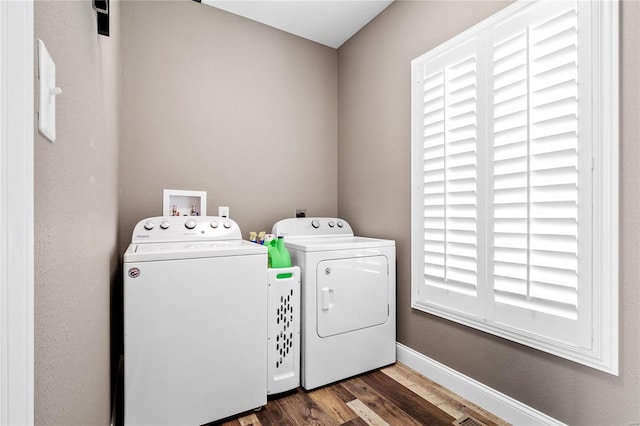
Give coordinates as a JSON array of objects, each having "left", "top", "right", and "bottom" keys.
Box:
[{"left": 215, "top": 363, "right": 509, "bottom": 426}]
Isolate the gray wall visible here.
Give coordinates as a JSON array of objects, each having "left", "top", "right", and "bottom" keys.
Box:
[
  {"left": 337, "top": 1, "right": 640, "bottom": 424},
  {"left": 32, "top": 0, "right": 639, "bottom": 424},
  {"left": 119, "top": 0, "right": 338, "bottom": 252},
  {"left": 34, "top": 0, "right": 120, "bottom": 424}
]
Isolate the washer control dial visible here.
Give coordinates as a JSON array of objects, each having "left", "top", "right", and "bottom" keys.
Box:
[
  {"left": 144, "top": 221, "right": 155, "bottom": 230},
  {"left": 210, "top": 221, "right": 219, "bottom": 228},
  {"left": 311, "top": 219, "right": 320, "bottom": 229},
  {"left": 185, "top": 219, "right": 197, "bottom": 230},
  {"left": 223, "top": 221, "right": 232, "bottom": 229},
  {"left": 160, "top": 220, "right": 170, "bottom": 230},
  {"left": 337, "top": 220, "right": 344, "bottom": 228},
  {"left": 328, "top": 220, "right": 335, "bottom": 228}
]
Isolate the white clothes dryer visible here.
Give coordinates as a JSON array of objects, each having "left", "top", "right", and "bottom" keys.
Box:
[
  {"left": 123, "top": 216, "right": 267, "bottom": 425},
  {"left": 272, "top": 217, "right": 396, "bottom": 390}
]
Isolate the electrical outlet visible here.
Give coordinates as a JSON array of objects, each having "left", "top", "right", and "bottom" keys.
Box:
[
  {"left": 218, "top": 206, "right": 229, "bottom": 218},
  {"left": 296, "top": 209, "right": 306, "bottom": 218}
]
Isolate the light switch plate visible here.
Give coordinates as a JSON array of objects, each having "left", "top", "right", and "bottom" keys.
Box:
[
  {"left": 38, "top": 40, "right": 60, "bottom": 142},
  {"left": 218, "top": 206, "right": 229, "bottom": 218}
]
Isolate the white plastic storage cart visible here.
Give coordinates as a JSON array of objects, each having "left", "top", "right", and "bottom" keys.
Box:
[{"left": 267, "top": 266, "right": 300, "bottom": 394}]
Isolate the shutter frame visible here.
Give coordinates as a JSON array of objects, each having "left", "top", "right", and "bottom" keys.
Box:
[{"left": 411, "top": 0, "right": 618, "bottom": 374}]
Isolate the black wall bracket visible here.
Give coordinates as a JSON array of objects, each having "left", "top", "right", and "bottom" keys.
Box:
[{"left": 94, "top": 0, "right": 109, "bottom": 36}]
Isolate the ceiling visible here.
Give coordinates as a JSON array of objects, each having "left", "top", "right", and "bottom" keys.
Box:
[{"left": 200, "top": 0, "right": 395, "bottom": 49}]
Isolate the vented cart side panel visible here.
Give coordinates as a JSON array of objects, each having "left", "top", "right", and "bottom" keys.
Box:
[{"left": 267, "top": 267, "right": 300, "bottom": 394}]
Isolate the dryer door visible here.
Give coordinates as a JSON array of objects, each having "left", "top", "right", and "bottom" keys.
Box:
[{"left": 316, "top": 255, "right": 388, "bottom": 337}]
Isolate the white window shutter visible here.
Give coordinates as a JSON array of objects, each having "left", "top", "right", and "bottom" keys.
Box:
[
  {"left": 417, "top": 38, "right": 482, "bottom": 317},
  {"left": 489, "top": 0, "right": 591, "bottom": 348},
  {"left": 411, "top": 0, "right": 617, "bottom": 373}
]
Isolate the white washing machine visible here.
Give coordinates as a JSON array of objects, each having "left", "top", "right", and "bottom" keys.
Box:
[
  {"left": 272, "top": 217, "right": 396, "bottom": 390},
  {"left": 123, "top": 216, "right": 267, "bottom": 425}
]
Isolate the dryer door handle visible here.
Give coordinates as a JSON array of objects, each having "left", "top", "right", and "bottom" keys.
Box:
[{"left": 321, "top": 287, "right": 334, "bottom": 310}]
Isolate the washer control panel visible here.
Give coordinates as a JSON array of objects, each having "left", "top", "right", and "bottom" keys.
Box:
[
  {"left": 132, "top": 216, "right": 240, "bottom": 243},
  {"left": 272, "top": 217, "right": 353, "bottom": 238}
]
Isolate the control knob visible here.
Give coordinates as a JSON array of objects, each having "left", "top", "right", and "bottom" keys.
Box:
[
  {"left": 311, "top": 219, "right": 320, "bottom": 229},
  {"left": 210, "top": 221, "right": 219, "bottom": 228},
  {"left": 328, "top": 220, "right": 335, "bottom": 228},
  {"left": 337, "top": 221, "right": 344, "bottom": 228},
  {"left": 160, "top": 220, "right": 170, "bottom": 230},
  {"left": 223, "top": 221, "right": 232, "bottom": 229},
  {"left": 185, "top": 219, "right": 197, "bottom": 230},
  {"left": 143, "top": 221, "right": 155, "bottom": 230}
]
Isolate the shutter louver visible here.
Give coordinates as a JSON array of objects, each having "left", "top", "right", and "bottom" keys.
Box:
[
  {"left": 491, "top": 4, "right": 579, "bottom": 320},
  {"left": 423, "top": 51, "right": 478, "bottom": 297}
]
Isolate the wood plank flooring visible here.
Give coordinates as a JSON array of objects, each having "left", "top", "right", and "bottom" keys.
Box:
[{"left": 214, "top": 363, "right": 509, "bottom": 426}]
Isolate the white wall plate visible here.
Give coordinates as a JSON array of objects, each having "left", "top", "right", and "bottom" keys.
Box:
[{"left": 38, "top": 39, "right": 61, "bottom": 142}]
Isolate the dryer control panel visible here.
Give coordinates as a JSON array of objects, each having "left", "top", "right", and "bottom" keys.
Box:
[
  {"left": 131, "top": 216, "right": 241, "bottom": 243},
  {"left": 272, "top": 217, "right": 354, "bottom": 238}
]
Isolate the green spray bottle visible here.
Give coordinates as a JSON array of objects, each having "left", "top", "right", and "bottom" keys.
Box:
[{"left": 266, "top": 236, "right": 292, "bottom": 269}]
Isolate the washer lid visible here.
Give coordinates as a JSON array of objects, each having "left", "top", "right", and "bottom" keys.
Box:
[
  {"left": 124, "top": 239, "right": 266, "bottom": 262},
  {"left": 283, "top": 236, "right": 394, "bottom": 252}
]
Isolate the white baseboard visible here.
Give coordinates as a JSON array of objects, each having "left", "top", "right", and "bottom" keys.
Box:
[{"left": 396, "top": 343, "right": 566, "bottom": 426}]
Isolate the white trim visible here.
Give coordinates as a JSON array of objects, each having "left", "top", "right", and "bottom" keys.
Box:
[
  {"left": 396, "top": 343, "right": 567, "bottom": 426},
  {"left": 0, "top": 0, "right": 35, "bottom": 424},
  {"left": 590, "top": 0, "right": 619, "bottom": 376}
]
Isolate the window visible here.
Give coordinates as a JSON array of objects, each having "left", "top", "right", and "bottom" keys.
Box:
[{"left": 411, "top": 0, "right": 618, "bottom": 374}]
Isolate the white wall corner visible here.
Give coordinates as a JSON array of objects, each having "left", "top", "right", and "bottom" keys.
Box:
[{"left": 396, "top": 343, "right": 567, "bottom": 426}]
